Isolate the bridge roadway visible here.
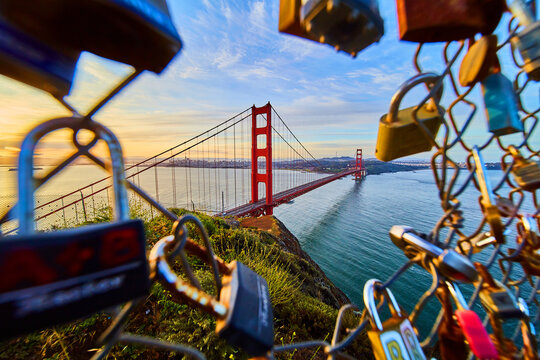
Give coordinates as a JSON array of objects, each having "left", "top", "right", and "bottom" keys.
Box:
[{"left": 220, "top": 169, "right": 359, "bottom": 217}]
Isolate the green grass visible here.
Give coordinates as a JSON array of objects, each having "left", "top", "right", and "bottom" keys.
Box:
[{"left": 0, "top": 208, "right": 372, "bottom": 359}]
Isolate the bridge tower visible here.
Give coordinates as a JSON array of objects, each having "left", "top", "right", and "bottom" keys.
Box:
[
  {"left": 251, "top": 102, "right": 273, "bottom": 215},
  {"left": 355, "top": 148, "right": 364, "bottom": 181}
]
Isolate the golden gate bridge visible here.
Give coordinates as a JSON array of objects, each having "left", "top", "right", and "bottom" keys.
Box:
[{"left": 11, "top": 102, "right": 366, "bottom": 231}]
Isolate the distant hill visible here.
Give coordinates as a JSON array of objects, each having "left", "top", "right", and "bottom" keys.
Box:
[{"left": 318, "top": 156, "right": 354, "bottom": 162}]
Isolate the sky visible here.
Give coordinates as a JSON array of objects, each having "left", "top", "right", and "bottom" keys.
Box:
[{"left": 0, "top": 0, "right": 538, "bottom": 165}]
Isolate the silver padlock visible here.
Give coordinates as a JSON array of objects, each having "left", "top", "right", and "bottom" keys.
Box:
[
  {"left": 364, "top": 279, "right": 426, "bottom": 360},
  {"left": 389, "top": 225, "right": 478, "bottom": 282},
  {"left": 510, "top": 0, "right": 540, "bottom": 81}
]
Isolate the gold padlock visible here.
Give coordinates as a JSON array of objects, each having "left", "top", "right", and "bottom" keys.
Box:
[
  {"left": 364, "top": 279, "right": 426, "bottom": 360},
  {"left": 375, "top": 73, "right": 444, "bottom": 162},
  {"left": 507, "top": 215, "right": 540, "bottom": 277},
  {"left": 508, "top": 145, "right": 540, "bottom": 191},
  {"left": 278, "top": 0, "right": 312, "bottom": 39}
]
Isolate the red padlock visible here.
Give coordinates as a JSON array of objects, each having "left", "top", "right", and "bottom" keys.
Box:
[{"left": 445, "top": 281, "right": 499, "bottom": 360}]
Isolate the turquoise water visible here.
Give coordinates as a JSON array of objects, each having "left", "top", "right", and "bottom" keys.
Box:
[{"left": 274, "top": 169, "right": 538, "bottom": 336}]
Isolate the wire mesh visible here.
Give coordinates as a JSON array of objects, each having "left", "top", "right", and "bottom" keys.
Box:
[{"left": 1, "top": 7, "right": 539, "bottom": 360}]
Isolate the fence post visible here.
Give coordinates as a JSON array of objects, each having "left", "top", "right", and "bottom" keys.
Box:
[
  {"left": 91, "top": 185, "right": 96, "bottom": 217},
  {"left": 61, "top": 198, "right": 67, "bottom": 227},
  {"left": 80, "top": 191, "right": 87, "bottom": 223}
]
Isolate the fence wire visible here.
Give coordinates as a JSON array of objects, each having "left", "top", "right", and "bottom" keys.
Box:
[{"left": 1, "top": 9, "right": 539, "bottom": 360}]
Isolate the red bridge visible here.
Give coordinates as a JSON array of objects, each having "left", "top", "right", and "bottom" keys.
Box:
[{"left": 16, "top": 103, "right": 365, "bottom": 231}]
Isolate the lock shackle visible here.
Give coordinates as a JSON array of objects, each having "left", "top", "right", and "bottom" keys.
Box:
[
  {"left": 386, "top": 72, "right": 443, "bottom": 124},
  {"left": 390, "top": 225, "right": 478, "bottom": 282},
  {"left": 507, "top": 145, "right": 528, "bottom": 165},
  {"left": 390, "top": 225, "right": 443, "bottom": 257},
  {"left": 167, "top": 214, "right": 224, "bottom": 297},
  {"left": 444, "top": 281, "right": 469, "bottom": 310},
  {"left": 363, "top": 279, "right": 403, "bottom": 331},
  {"left": 149, "top": 235, "right": 228, "bottom": 319},
  {"left": 17, "top": 116, "right": 129, "bottom": 234}
]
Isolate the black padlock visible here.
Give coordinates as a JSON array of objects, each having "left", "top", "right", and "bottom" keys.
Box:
[
  {"left": 0, "top": 117, "right": 149, "bottom": 340},
  {"left": 217, "top": 261, "right": 274, "bottom": 357},
  {"left": 475, "top": 263, "right": 523, "bottom": 319},
  {"left": 0, "top": 220, "right": 149, "bottom": 340},
  {"left": 150, "top": 235, "right": 274, "bottom": 357}
]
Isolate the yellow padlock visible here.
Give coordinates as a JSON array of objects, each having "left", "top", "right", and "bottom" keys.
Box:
[
  {"left": 364, "top": 279, "right": 426, "bottom": 360},
  {"left": 375, "top": 73, "right": 444, "bottom": 162}
]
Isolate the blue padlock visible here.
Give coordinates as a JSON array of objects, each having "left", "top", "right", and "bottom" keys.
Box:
[
  {"left": 481, "top": 72, "right": 524, "bottom": 136},
  {"left": 0, "top": 0, "right": 182, "bottom": 73},
  {"left": 0, "top": 16, "right": 79, "bottom": 97}
]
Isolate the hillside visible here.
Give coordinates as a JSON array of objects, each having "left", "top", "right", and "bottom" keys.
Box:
[{"left": 0, "top": 209, "right": 372, "bottom": 359}]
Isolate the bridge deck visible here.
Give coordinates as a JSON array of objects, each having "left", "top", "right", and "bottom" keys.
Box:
[{"left": 220, "top": 169, "right": 358, "bottom": 217}]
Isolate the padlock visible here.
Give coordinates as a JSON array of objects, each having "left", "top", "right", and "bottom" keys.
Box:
[
  {"left": 375, "top": 73, "right": 444, "bottom": 162},
  {"left": 508, "top": 145, "right": 540, "bottom": 191},
  {"left": 216, "top": 261, "right": 273, "bottom": 357},
  {"left": 517, "top": 214, "right": 539, "bottom": 249},
  {"left": 396, "top": 0, "right": 506, "bottom": 43},
  {"left": 505, "top": 214, "right": 540, "bottom": 276},
  {"left": 509, "top": 0, "right": 540, "bottom": 81},
  {"left": 511, "top": 22, "right": 540, "bottom": 81},
  {"left": 436, "top": 283, "right": 468, "bottom": 360},
  {"left": 475, "top": 263, "right": 523, "bottom": 319},
  {"left": 479, "top": 274, "right": 529, "bottom": 360},
  {"left": 0, "top": 0, "right": 182, "bottom": 73},
  {"left": 363, "top": 279, "right": 426, "bottom": 360},
  {"left": 0, "top": 15, "right": 79, "bottom": 97},
  {"left": 389, "top": 225, "right": 478, "bottom": 282},
  {"left": 509, "top": 0, "right": 536, "bottom": 27},
  {"left": 299, "top": 0, "right": 384, "bottom": 57},
  {"left": 279, "top": 0, "right": 313, "bottom": 39},
  {"left": 495, "top": 196, "right": 517, "bottom": 217},
  {"left": 481, "top": 69, "right": 524, "bottom": 136},
  {"left": 0, "top": 117, "right": 149, "bottom": 340},
  {"left": 517, "top": 298, "right": 539, "bottom": 360},
  {"left": 459, "top": 35, "right": 499, "bottom": 87},
  {"left": 150, "top": 234, "right": 274, "bottom": 357},
  {"left": 442, "top": 281, "right": 499, "bottom": 359},
  {"left": 472, "top": 146, "right": 506, "bottom": 244}
]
